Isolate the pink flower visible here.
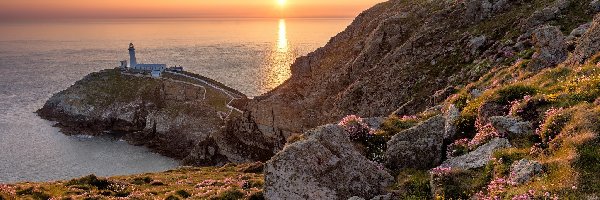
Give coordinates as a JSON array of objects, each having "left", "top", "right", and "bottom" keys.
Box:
[
  {"left": 430, "top": 166, "right": 453, "bottom": 176},
  {"left": 338, "top": 115, "right": 373, "bottom": 141}
]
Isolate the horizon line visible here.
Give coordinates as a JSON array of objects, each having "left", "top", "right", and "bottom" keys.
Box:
[{"left": 0, "top": 16, "right": 358, "bottom": 21}]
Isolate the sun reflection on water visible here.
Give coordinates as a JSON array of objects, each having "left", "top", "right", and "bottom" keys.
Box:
[{"left": 261, "top": 19, "right": 294, "bottom": 93}]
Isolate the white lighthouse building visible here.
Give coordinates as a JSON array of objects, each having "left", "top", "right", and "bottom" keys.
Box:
[{"left": 126, "top": 43, "right": 166, "bottom": 77}]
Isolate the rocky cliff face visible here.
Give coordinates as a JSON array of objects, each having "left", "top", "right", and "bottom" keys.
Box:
[
  {"left": 37, "top": 69, "right": 271, "bottom": 165},
  {"left": 245, "top": 0, "right": 598, "bottom": 138}
]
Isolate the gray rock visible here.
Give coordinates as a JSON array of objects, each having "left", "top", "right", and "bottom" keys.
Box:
[
  {"left": 567, "top": 14, "right": 600, "bottom": 64},
  {"left": 385, "top": 115, "right": 446, "bottom": 170},
  {"left": 348, "top": 197, "right": 366, "bottom": 200},
  {"left": 469, "top": 35, "right": 487, "bottom": 54},
  {"left": 370, "top": 193, "right": 395, "bottom": 200},
  {"left": 489, "top": 116, "right": 534, "bottom": 137},
  {"left": 570, "top": 23, "right": 592, "bottom": 38},
  {"left": 592, "top": 0, "right": 600, "bottom": 13},
  {"left": 440, "top": 138, "right": 511, "bottom": 170},
  {"left": 508, "top": 159, "right": 543, "bottom": 185},
  {"left": 444, "top": 104, "right": 461, "bottom": 140},
  {"left": 265, "top": 125, "right": 394, "bottom": 200},
  {"left": 523, "top": 0, "right": 570, "bottom": 29},
  {"left": 364, "top": 117, "right": 385, "bottom": 130},
  {"left": 529, "top": 25, "right": 568, "bottom": 70},
  {"left": 470, "top": 88, "right": 483, "bottom": 98}
]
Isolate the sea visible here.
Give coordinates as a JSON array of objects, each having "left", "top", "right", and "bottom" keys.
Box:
[{"left": 0, "top": 18, "right": 352, "bottom": 183}]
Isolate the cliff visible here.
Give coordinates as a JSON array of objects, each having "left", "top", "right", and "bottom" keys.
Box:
[
  {"left": 245, "top": 0, "right": 598, "bottom": 136},
  {"left": 36, "top": 69, "right": 276, "bottom": 165}
]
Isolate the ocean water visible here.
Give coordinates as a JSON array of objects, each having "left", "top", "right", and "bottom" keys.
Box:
[{"left": 0, "top": 18, "right": 352, "bottom": 183}]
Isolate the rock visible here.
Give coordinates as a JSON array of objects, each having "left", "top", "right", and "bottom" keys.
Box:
[
  {"left": 489, "top": 116, "right": 534, "bottom": 137},
  {"left": 469, "top": 35, "right": 487, "bottom": 55},
  {"left": 364, "top": 117, "right": 385, "bottom": 130},
  {"left": 523, "top": 0, "right": 571, "bottom": 30},
  {"left": 370, "top": 193, "right": 395, "bottom": 200},
  {"left": 385, "top": 115, "right": 446, "bottom": 170},
  {"left": 444, "top": 104, "right": 461, "bottom": 140},
  {"left": 440, "top": 138, "right": 511, "bottom": 170},
  {"left": 477, "top": 101, "right": 508, "bottom": 124},
  {"left": 570, "top": 23, "right": 591, "bottom": 38},
  {"left": 264, "top": 125, "right": 394, "bottom": 200},
  {"left": 567, "top": 14, "right": 600, "bottom": 64},
  {"left": 592, "top": 0, "right": 600, "bottom": 13},
  {"left": 529, "top": 25, "right": 567, "bottom": 70},
  {"left": 348, "top": 197, "right": 366, "bottom": 200},
  {"left": 470, "top": 88, "right": 483, "bottom": 98},
  {"left": 508, "top": 159, "right": 543, "bottom": 185}
]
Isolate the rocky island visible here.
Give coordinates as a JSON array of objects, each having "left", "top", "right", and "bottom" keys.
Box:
[{"left": 3, "top": 0, "right": 600, "bottom": 199}]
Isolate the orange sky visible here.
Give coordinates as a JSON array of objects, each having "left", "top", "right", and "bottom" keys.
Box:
[{"left": 0, "top": 0, "right": 385, "bottom": 20}]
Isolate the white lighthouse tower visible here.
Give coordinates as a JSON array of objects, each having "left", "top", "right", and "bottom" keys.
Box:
[{"left": 128, "top": 43, "right": 137, "bottom": 68}]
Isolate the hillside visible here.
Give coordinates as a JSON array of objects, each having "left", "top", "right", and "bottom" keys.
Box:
[{"left": 6, "top": 0, "right": 600, "bottom": 199}]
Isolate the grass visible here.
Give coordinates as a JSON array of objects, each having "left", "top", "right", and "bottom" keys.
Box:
[{"left": 0, "top": 163, "right": 264, "bottom": 199}]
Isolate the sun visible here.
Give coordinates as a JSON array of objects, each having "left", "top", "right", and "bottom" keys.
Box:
[{"left": 277, "top": 0, "right": 286, "bottom": 6}]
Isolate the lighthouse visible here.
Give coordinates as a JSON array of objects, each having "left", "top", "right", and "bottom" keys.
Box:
[{"left": 128, "top": 43, "right": 137, "bottom": 68}]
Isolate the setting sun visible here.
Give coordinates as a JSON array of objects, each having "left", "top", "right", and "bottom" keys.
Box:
[{"left": 278, "top": 0, "right": 286, "bottom": 6}]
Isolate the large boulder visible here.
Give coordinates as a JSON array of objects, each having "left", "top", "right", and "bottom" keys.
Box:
[
  {"left": 508, "top": 159, "right": 543, "bottom": 185},
  {"left": 567, "top": 13, "right": 600, "bottom": 64},
  {"left": 384, "top": 115, "right": 446, "bottom": 170},
  {"left": 489, "top": 116, "right": 534, "bottom": 137},
  {"left": 444, "top": 104, "right": 461, "bottom": 140},
  {"left": 440, "top": 138, "right": 511, "bottom": 170},
  {"left": 264, "top": 125, "right": 393, "bottom": 200},
  {"left": 529, "top": 25, "right": 568, "bottom": 70}
]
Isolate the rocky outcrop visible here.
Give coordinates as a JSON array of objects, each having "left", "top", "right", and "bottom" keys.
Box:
[
  {"left": 567, "top": 13, "right": 600, "bottom": 64},
  {"left": 529, "top": 25, "right": 567, "bottom": 70},
  {"left": 522, "top": 0, "right": 571, "bottom": 30},
  {"left": 508, "top": 159, "right": 543, "bottom": 185},
  {"left": 37, "top": 69, "right": 274, "bottom": 166},
  {"left": 489, "top": 116, "right": 534, "bottom": 137},
  {"left": 444, "top": 104, "right": 461, "bottom": 140},
  {"left": 477, "top": 101, "right": 508, "bottom": 124},
  {"left": 264, "top": 125, "right": 393, "bottom": 200},
  {"left": 440, "top": 138, "right": 511, "bottom": 170},
  {"left": 385, "top": 115, "right": 446, "bottom": 170}
]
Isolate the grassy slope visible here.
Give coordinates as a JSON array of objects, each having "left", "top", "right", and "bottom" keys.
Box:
[{"left": 0, "top": 164, "right": 264, "bottom": 200}]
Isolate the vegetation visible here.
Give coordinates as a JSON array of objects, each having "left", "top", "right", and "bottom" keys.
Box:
[{"left": 0, "top": 164, "right": 263, "bottom": 199}]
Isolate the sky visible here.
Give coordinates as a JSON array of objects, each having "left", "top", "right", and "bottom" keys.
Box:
[{"left": 0, "top": 0, "right": 385, "bottom": 20}]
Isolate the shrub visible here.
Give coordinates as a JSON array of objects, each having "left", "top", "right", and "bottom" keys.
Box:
[
  {"left": 131, "top": 176, "right": 152, "bottom": 185},
  {"left": 175, "top": 190, "right": 191, "bottom": 198},
  {"left": 165, "top": 195, "right": 180, "bottom": 200},
  {"left": 338, "top": 115, "right": 372, "bottom": 141},
  {"left": 379, "top": 115, "right": 419, "bottom": 136},
  {"left": 248, "top": 191, "right": 265, "bottom": 200},
  {"left": 447, "top": 138, "right": 470, "bottom": 158},
  {"left": 15, "top": 187, "right": 50, "bottom": 200},
  {"left": 65, "top": 174, "right": 112, "bottom": 190},
  {"left": 518, "top": 49, "right": 535, "bottom": 59},
  {"left": 340, "top": 115, "right": 388, "bottom": 163},
  {"left": 494, "top": 85, "right": 538, "bottom": 104},
  {"left": 431, "top": 167, "right": 490, "bottom": 199},
  {"left": 574, "top": 138, "right": 600, "bottom": 194},
  {"left": 363, "top": 134, "right": 388, "bottom": 163},
  {"left": 396, "top": 169, "right": 431, "bottom": 199},
  {"left": 536, "top": 108, "right": 571, "bottom": 144},
  {"left": 212, "top": 188, "right": 245, "bottom": 200},
  {"left": 469, "top": 121, "right": 501, "bottom": 149}
]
